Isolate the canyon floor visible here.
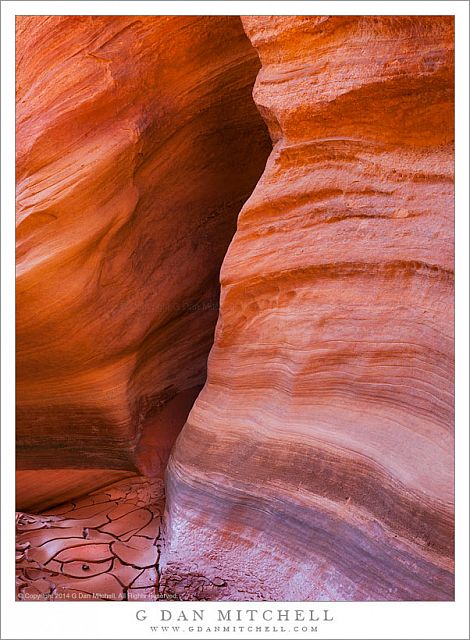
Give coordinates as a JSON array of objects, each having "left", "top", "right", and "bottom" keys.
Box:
[
  {"left": 16, "top": 478, "right": 231, "bottom": 601},
  {"left": 16, "top": 478, "right": 165, "bottom": 601}
]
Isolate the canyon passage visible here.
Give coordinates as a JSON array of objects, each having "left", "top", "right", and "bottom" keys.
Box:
[{"left": 16, "top": 15, "right": 454, "bottom": 601}]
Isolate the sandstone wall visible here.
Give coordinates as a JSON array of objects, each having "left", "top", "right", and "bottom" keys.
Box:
[
  {"left": 162, "top": 15, "right": 454, "bottom": 601},
  {"left": 16, "top": 16, "right": 271, "bottom": 487}
]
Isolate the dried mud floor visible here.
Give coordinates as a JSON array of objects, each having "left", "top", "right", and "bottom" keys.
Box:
[{"left": 16, "top": 477, "right": 224, "bottom": 601}]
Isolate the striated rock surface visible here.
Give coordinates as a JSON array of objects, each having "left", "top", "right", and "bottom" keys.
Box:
[
  {"left": 17, "top": 15, "right": 454, "bottom": 602},
  {"left": 16, "top": 16, "right": 271, "bottom": 500},
  {"left": 162, "top": 16, "right": 455, "bottom": 601}
]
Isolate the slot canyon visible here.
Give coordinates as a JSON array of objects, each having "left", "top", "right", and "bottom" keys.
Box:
[{"left": 16, "top": 15, "right": 454, "bottom": 602}]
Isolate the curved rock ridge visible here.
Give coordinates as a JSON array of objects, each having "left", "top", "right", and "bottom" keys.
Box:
[
  {"left": 16, "top": 469, "right": 137, "bottom": 513},
  {"left": 163, "top": 16, "right": 454, "bottom": 600},
  {"left": 16, "top": 16, "right": 271, "bottom": 490}
]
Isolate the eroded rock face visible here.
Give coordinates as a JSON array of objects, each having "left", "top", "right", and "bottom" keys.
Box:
[
  {"left": 163, "top": 16, "right": 454, "bottom": 601},
  {"left": 17, "top": 15, "right": 454, "bottom": 602},
  {"left": 16, "top": 16, "right": 271, "bottom": 495}
]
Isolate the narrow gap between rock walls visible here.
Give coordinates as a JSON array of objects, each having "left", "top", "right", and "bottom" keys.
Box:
[{"left": 15, "top": 15, "right": 272, "bottom": 602}]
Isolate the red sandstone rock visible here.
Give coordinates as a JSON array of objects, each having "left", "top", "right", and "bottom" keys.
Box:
[
  {"left": 16, "top": 470, "right": 137, "bottom": 512},
  {"left": 162, "top": 15, "right": 454, "bottom": 601},
  {"left": 16, "top": 15, "right": 454, "bottom": 603},
  {"left": 15, "top": 16, "right": 271, "bottom": 499}
]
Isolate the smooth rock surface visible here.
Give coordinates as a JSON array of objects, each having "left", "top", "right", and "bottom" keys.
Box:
[
  {"left": 162, "top": 15, "right": 454, "bottom": 601},
  {"left": 16, "top": 470, "right": 137, "bottom": 512},
  {"left": 16, "top": 16, "right": 271, "bottom": 481}
]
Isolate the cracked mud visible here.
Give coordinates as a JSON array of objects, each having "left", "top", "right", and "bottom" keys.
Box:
[{"left": 16, "top": 478, "right": 167, "bottom": 601}]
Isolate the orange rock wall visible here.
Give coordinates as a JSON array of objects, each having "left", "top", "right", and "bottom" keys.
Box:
[
  {"left": 16, "top": 16, "right": 271, "bottom": 476},
  {"left": 163, "top": 15, "right": 454, "bottom": 601}
]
